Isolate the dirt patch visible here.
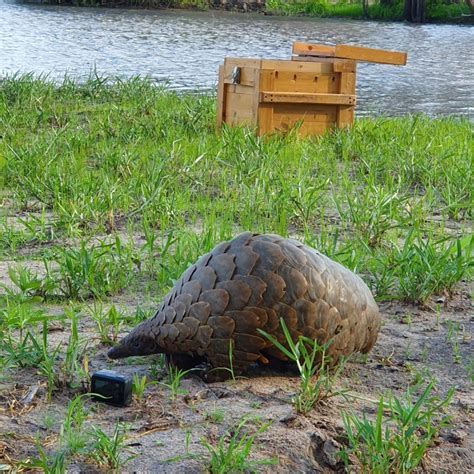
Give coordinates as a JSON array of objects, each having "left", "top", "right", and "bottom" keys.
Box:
[{"left": 0, "top": 282, "right": 472, "bottom": 472}]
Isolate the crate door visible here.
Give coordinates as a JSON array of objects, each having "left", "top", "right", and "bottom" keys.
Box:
[{"left": 258, "top": 63, "right": 356, "bottom": 136}]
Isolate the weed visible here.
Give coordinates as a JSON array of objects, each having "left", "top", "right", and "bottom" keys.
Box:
[
  {"left": 259, "top": 319, "right": 347, "bottom": 414},
  {"left": 161, "top": 364, "right": 194, "bottom": 400},
  {"left": 2, "top": 265, "right": 55, "bottom": 302},
  {"left": 201, "top": 416, "right": 276, "bottom": 473},
  {"left": 132, "top": 374, "right": 147, "bottom": 402},
  {"left": 205, "top": 409, "right": 225, "bottom": 424},
  {"left": 45, "top": 239, "right": 134, "bottom": 300},
  {"left": 88, "top": 303, "right": 123, "bottom": 345},
  {"left": 17, "top": 444, "right": 67, "bottom": 474},
  {"left": 89, "top": 422, "right": 135, "bottom": 471},
  {"left": 340, "top": 383, "right": 454, "bottom": 473},
  {"left": 59, "top": 394, "right": 89, "bottom": 455}
]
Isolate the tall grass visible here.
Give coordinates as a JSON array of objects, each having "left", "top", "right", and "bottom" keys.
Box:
[
  {"left": 0, "top": 75, "right": 472, "bottom": 306},
  {"left": 266, "top": 0, "right": 470, "bottom": 21}
]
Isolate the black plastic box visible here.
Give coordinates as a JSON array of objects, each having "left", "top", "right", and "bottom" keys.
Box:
[{"left": 91, "top": 369, "right": 133, "bottom": 407}]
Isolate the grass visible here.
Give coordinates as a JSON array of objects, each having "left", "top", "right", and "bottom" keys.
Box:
[
  {"left": 340, "top": 383, "right": 454, "bottom": 472},
  {"left": 201, "top": 416, "right": 277, "bottom": 473},
  {"left": 266, "top": 0, "right": 471, "bottom": 22},
  {"left": 1, "top": 75, "right": 471, "bottom": 308},
  {"left": 259, "top": 319, "right": 347, "bottom": 413},
  {"left": 0, "top": 74, "right": 471, "bottom": 471}
]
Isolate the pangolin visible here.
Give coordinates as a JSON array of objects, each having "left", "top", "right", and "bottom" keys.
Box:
[{"left": 108, "top": 233, "right": 380, "bottom": 374}]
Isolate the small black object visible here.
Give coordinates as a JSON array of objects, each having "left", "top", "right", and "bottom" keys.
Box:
[
  {"left": 231, "top": 66, "right": 241, "bottom": 85},
  {"left": 91, "top": 369, "right": 132, "bottom": 407}
]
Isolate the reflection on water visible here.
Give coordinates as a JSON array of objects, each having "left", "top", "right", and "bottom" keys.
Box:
[{"left": 0, "top": 3, "right": 473, "bottom": 116}]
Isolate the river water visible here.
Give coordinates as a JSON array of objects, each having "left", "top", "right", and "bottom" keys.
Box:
[{"left": 1, "top": 2, "right": 473, "bottom": 116}]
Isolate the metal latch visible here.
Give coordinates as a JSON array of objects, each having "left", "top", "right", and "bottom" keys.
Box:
[{"left": 231, "top": 66, "right": 241, "bottom": 85}]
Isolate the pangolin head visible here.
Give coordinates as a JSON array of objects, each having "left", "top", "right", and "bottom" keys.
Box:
[{"left": 107, "top": 322, "right": 158, "bottom": 359}]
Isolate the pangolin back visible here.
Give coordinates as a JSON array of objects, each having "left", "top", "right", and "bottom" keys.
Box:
[{"left": 108, "top": 233, "right": 380, "bottom": 371}]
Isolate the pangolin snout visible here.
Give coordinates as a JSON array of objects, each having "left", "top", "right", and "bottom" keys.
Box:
[{"left": 107, "top": 344, "right": 127, "bottom": 359}]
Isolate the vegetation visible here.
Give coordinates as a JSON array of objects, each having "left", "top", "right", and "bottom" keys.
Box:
[
  {"left": 340, "top": 383, "right": 455, "bottom": 472},
  {"left": 267, "top": 0, "right": 471, "bottom": 22},
  {"left": 259, "top": 319, "right": 347, "bottom": 413},
  {"left": 1, "top": 76, "right": 471, "bottom": 305},
  {"left": 0, "top": 75, "right": 470, "bottom": 471},
  {"left": 30, "top": 0, "right": 473, "bottom": 23},
  {"left": 200, "top": 416, "right": 276, "bottom": 473}
]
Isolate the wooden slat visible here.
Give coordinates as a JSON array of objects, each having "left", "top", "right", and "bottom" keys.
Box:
[
  {"left": 272, "top": 104, "right": 337, "bottom": 124},
  {"left": 225, "top": 110, "right": 255, "bottom": 125},
  {"left": 292, "top": 42, "right": 407, "bottom": 66},
  {"left": 273, "top": 120, "right": 334, "bottom": 136},
  {"left": 292, "top": 42, "right": 336, "bottom": 57},
  {"left": 335, "top": 44, "right": 407, "bottom": 65},
  {"left": 261, "top": 60, "right": 334, "bottom": 74},
  {"left": 337, "top": 70, "right": 356, "bottom": 128},
  {"left": 291, "top": 56, "right": 356, "bottom": 73},
  {"left": 251, "top": 67, "right": 261, "bottom": 127},
  {"left": 216, "top": 65, "right": 225, "bottom": 128},
  {"left": 257, "top": 69, "right": 275, "bottom": 135},
  {"left": 225, "top": 92, "right": 255, "bottom": 112},
  {"left": 223, "top": 61, "right": 262, "bottom": 88},
  {"left": 226, "top": 83, "right": 255, "bottom": 95},
  {"left": 273, "top": 71, "right": 340, "bottom": 94},
  {"left": 261, "top": 92, "right": 356, "bottom": 106}
]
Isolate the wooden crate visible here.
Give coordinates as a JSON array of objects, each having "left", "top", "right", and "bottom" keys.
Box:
[
  {"left": 216, "top": 57, "right": 356, "bottom": 136},
  {"left": 216, "top": 43, "right": 407, "bottom": 137}
]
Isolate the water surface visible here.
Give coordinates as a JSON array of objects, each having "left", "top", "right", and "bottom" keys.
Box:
[{"left": 1, "top": 2, "right": 473, "bottom": 116}]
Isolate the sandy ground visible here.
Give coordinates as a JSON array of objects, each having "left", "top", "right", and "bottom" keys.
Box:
[{"left": 0, "top": 255, "right": 472, "bottom": 472}]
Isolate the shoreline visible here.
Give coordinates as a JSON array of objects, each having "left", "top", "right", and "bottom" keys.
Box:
[{"left": 18, "top": 0, "right": 474, "bottom": 24}]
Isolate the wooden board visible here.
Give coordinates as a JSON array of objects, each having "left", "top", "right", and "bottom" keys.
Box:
[
  {"left": 257, "top": 69, "right": 275, "bottom": 135},
  {"left": 291, "top": 56, "right": 356, "bottom": 73},
  {"left": 261, "top": 92, "right": 355, "bottom": 106},
  {"left": 292, "top": 42, "right": 335, "bottom": 57},
  {"left": 337, "top": 71, "right": 356, "bottom": 128},
  {"left": 272, "top": 71, "right": 341, "bottom": 94},
  {"left": 216, "top": 65, "right": 225, "bottom": 128},
  {"left": 272, "top": 119, "right": 335, "bottom": 136},
  {"left": 292, "top": 42, "right": 407, "bottom": 65},
  {"left": 335, "top": 44, "right": 407, "bottom": 66},
  {"left": 261, "top": 59, "right": 335, "bottom": 74},
  {"left": 272, "top": 104, "right": 337, "bottom": 124}
]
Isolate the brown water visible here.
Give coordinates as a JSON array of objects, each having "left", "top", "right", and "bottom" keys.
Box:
[{"left": 1, "top": 2, "right": 473, "bottom": 116}]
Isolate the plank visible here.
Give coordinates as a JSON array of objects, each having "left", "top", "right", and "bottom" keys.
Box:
[
  {"left": 251, "top": 67, "right": 261, "bottom": 127},
  {"left": 226, "top": 83, "right": 255, "bottom": 95},
  {"left": 291, "top": 56, "right": 356, "bottom": 73},
  {"left": 223, "top": 60, "right": 262, "bottom": 87},
  {"left": 216, "top": 65, "right": 225, "bottom": 128},
  {"left": 272, "top": 104, "right": 337, "bottom": 124},
  {"left": 272, "top": 119, "right": 333, "bottom": 137},
  {"left": 337, "top": 71, "right": 356, "bottom": 128},
  {"left": 260, "top": 92, "right": 356, "bottom": 106},
  {"left": 225, "top": 91, "right": 255, "bottom": 111},
  {"left": 261, "top": 59, "right": 334, "bottom": 74},
  {"left": 292, "top": 42, "right": 336, "bottom": 57},
  {"left": 335, "top": 44, "right": 407, "bottom": 65},
  {"left": 273, "top": 71, "right": 340, "bottom": 94},
  {"left": 257, "top": 69, "right": 275, "bottom": 135},
  {"left": 292, "top": 42, "right": 407, "bottom": 65},
  {"left": 225, "top": 109, "right": 255, "bottom": 126}
]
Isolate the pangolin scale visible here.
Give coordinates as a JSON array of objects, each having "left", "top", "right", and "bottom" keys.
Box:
[{"left": 108, "top": 233, "right": 380, "bottom": 372}]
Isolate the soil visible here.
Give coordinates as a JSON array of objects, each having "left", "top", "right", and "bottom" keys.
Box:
[{"left": 0, "top": 256, "right": 472, "bottom": 472}]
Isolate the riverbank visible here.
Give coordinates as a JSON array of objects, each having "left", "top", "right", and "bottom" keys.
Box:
[
  {"left": 20, "top": 0, "right": 473, "bottom": 23},
  {"left": 0, "top": 76, "right": 473, "bottom": 472}
]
